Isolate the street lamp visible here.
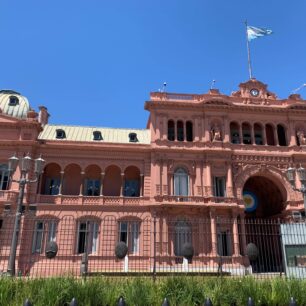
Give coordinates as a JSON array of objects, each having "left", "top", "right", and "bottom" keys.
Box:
[
  {"left": 286, "top": 164, "right": 306, "bottom": 214},
  {"left": 7, "top": 154, "right": 45, "bottom": 276}
]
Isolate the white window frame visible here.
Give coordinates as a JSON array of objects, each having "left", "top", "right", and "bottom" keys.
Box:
[
  {"left": 76, "top": 220, "right": 99, "bottom": 254},
  {"left": 173, "top": 168, "right": 189, "bottom": 197},
  {"left": 32, "top": 220, "right": 57, "bottom": 254},
  {"left": 217, "top": 229, "right": 232, "bottom": 256},
  {"left": 174, "top": 220, "right": 192, "bottom": 256},
  {"left": 85, "top": 179, "right": 100, "bottom": 196},
  {"left": 45, "top": 177, "right": 60, "bottom": 195},
  {"left": 0, "top": 164, "right": 9, "bottom": 191},
  {"left": 118, "top": 221, "right": 140, "bottom": 254},
  {"left": 213, "top": 176, "right": 226, "bottom": 197}
]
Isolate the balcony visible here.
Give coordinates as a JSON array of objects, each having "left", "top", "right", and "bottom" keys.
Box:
[
  {"left": 154, "top": 195, "right": 237, "bottom": 206},
  {"left": 0, "top": 190, "right": 18, "bottom": 202},
  {"left": 36, "top": 194, "right": 150, "bottom": 206}
]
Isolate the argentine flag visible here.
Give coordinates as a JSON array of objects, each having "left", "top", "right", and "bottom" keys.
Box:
[{"left": 247, "top": 26, "right": 273, "bottom": 41}]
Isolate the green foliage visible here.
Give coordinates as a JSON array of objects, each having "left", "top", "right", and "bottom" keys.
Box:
[{"left": 0, "top": 276, "right": 306, "bottom": 305}]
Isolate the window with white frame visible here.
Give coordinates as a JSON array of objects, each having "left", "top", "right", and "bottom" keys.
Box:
[
  {"left": 0, "top": 164, "right": 9, "bottom": 191},
  {"left": 124, "top": 180, "right": 140, "bottom": 197},
  {"left": 32, "top": 220, "right": 57, "bottom": 254},
  {"left": 85, "top": 179, "right": 100, "bottom": 196},
  {"left": 118, "top": 221, "right": 140, "bottom": 254},
  {"left": 174, "top": 220, "right": 192, "bottom": 256},
  {"left": 77, "top": 220, "right": 99, "bottom": 254},
  {"left": 44, "top": 178, "right": 60, "bottom": 195},
  {"left": 217, "top": 230, "right": 232, "bottom": 256},
  {"left": 174, "top": 168, "right": 189, "bottom": 196},
  {"left": 213, "top": 176, "right": 226, "bottom": 197}
]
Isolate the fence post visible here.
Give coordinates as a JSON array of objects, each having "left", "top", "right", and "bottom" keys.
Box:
[
  {"left": 247, "top": 297, "right": 255, "bottom": 306},
  {"left": 203, "top": 298, "right": 213, "bottom": 306},
  {"left": 153, "top": 212, "right": 157, "bottom": 282},
  {"left": 70, "top": 297, "right": 78, "bottom": 306},
  {"left": 161, "top": 297, "right": 170, "bottom": 306},
  {"left": 289, "top": 297, "right": 298, "bottom": 306},
  {"left": 118, "top": 296, "right": 126, "bottom": 306},
  {"left": 23, "top": 299, "right": 32, "bottom": 306}
]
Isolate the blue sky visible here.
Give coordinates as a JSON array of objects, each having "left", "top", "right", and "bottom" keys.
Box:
[{"left": 0, "top": 1, "right": 305, "bottom": 129}]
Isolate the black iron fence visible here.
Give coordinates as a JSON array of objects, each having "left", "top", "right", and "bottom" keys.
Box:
[{"left": 0, "top": 212, "right": 306, "bottom": 278}]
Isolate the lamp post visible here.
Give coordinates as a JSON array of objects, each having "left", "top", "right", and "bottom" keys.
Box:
[
  {"left": 7, "top": 153, "right": 45, "bottom": 276},
  {"left": 286, "top": 164, "right": 306, "bottom": 214}
]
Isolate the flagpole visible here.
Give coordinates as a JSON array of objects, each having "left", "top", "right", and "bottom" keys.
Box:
[{"left": 245, "top": 20, "right": 253, "bottom": 79}]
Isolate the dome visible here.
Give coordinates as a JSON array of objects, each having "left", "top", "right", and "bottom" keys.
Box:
[{"left": 0, "top": 90, "right": 30, "bottom": 119}]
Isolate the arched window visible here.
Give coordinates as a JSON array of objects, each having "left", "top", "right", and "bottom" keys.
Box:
[
  {"left": 174, "top": 220, "right": 192, "bottom": 256},
  {"left": 230, "top": 122, "right": 240, "bottom": 144},
  {"left": 174, "top": 168, "right": 189, "bottom": 196},
  {"left": 265, "top": 124, "right": 275, "bottom": 145},
  {"left": 167, "top": 120, "right": 175, "bottom": 141},
  {"left": 186, "top": 121, "right": 193, "bottom": 142},
  {"left": 177, "top": 121, "right": 184, "bottom": 141},
  {"left": 0, "top": 164, "right": 9, "bottom": 190},
  {"left": 277, "top": 124, "right": 287, "bottom": 146},
  {"left": 254, "top": 123, "right": 263, "bottom": 145}
]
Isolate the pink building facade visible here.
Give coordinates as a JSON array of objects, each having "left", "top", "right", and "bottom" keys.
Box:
[{"left": 0, "top": 79, "right": 306, "bottom": 276}]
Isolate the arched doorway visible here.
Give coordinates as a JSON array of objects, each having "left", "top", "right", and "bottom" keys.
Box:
[{"left": 242, "top": 175, "right": 286, "bottom": 273}]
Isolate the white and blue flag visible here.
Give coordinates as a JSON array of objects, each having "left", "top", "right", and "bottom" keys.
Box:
[{"left": 247, "top": 26, "right": 273, "bottom": 41}]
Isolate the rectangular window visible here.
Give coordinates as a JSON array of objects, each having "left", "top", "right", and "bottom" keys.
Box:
[
  {"left": 285, "top": 245, "right": 306, "bottom": 267},
  {"left": 32, "top": 221, "right": 57, "bottom": 254},
  {"left": 85, "top": 179, "right": 100, "bottom": 196},
  {"left": 217, "top": 230, "right": 232, "bottom": 256},
  {"left": 213, "top": 176, "right": 226, "bottom": 197},
  {"left": 45, "top": 178, "right": 60, "bottom": 195},
  {"left": 124, "top": 180, "right": 140, "bottom": 197},
  {"left": 118, "top": 221, "right": 139, "bottom": 254},
  {"left": 77, "top": 221, "right": 99, "bottom": 254},
  {"left": 0, "top": 165, "right": 9, "bottom": 190}
]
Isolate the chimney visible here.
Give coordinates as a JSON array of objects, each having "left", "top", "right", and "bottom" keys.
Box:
[{"left": 38, "top": 106, "right": 49, "bottom": 126}]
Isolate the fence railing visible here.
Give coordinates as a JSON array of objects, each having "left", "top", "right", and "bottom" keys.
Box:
[{"left": 0, "top": 212, "right": 306, "bottom": 279}]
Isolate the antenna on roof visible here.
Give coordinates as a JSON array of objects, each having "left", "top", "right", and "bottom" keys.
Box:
[
  {"left": 292, "top": 83, "right": 306, "bottom": 94},
  {"left": 210, "top": 79, "right": 216, "bottom": 90}
]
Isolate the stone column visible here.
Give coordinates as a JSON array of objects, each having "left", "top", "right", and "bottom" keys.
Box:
[
  {"left": 226, "top": 163, "right": 233, "bottom": 197},
  {"left": 99, "top": 172, "right": 104, "bottom": 196},
  {"left": 232, "top": 213, "right": 240, "bottom": 256},
  {"left": 163, "top": 115, "right": 167, "bottom": 140},
  {"left": 37, "top": 171, "right": 43, "bottom": 195},
  {"left": 194, "top": 117, "right": 199, "bottom": 141},
  {"left": 174, "top": 121, "right": 177, "bottom": 141},
  {"left": 79, "top": 171, "right": 85, "bottom": 196},
  {"left": 210, "top": 209, "right": 217, "bottom": 256},
  {"left": 58, "top": 171, "right": 64, "bottom": 195},
  {"left": 140, "top": 174, "right": 144, "bottom": 197},
  {"left": 204, "top": 117, "right": 210, "bottom": 141},
  {"left": 274, "top": 125, "right": 279, "bottom": 146},
  {"left": 263, "top": 126, "right": 267, "bottom": 145},
  {"left": 205, "top": 163, "right": 212, "bottom": 196},
  {"left": 251, "top": 124, "right": 255, "bottom": 145},
  {"left": 120, "top": 173, "right": 125, "bottom": 196},
  {"left": 239, "top": 124, "right": 243, "bottom": 144},
  {"left": 223, "top": 117, "right": 230, "bottom": 143}
]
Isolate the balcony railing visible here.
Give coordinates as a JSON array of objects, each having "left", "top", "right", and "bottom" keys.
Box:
[
  {"left": 36, "top": 194, "right": 149, "bottom": 205},
  {"left": 154, "top": 195, "right": 237, "bottom": 205}
]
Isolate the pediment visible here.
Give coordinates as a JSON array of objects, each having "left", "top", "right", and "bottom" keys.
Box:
[{"left": 231, "top": 78, "right": 277, "bottom": 100}]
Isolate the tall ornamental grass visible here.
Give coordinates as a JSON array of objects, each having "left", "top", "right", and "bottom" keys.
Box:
[{"left": 0, "top": 276, "right": 306, "bottom": 305}]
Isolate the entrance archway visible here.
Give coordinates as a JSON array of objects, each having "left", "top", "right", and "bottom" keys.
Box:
[
  {"left": 242, "top": 175, "right": 286, "bottom": 273},
  {"left": 243, "top": 176, "right": 285, "bottom": 218}
]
